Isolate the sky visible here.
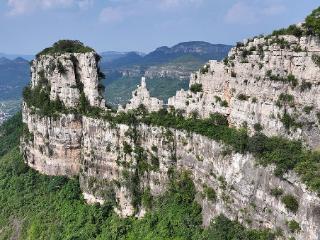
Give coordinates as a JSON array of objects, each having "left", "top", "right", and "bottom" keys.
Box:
[{"left": 0, "top": 0, "right": 319, "bottom": 54}]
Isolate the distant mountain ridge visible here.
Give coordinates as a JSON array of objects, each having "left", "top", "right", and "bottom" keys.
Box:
[
  {"left": 0, "top": 41, "right": 232, "bottom": 110},
  {"left": 0, "top": 53, "right": 34, "bottom": 61},
  {"left": 0, "top": 57, "right": 29, "bottom": 101},
  {"left": 101, "top": 41, "right": 232, "bottom": 69},
  {"left": 100, "top": 41, "right": 232, "bottom": 106}
]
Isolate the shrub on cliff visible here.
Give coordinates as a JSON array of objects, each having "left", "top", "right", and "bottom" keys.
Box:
[
  {"left": 36, "top": 40, "right": 95, "bottom": 58},
  {"left": 272, "top": 24, "right": 304, "bottom": 38},
  {"left": 281, "top": 194, "right": 299, "bottom": 213},
  {"left": 190, "top": 83, "right": 203, "bottom": 93},
  {"left": 305, "top": 7, "right": 320, "bottom": 36},
  {"left": 23, "top": 84, "right": 67, "bottom": 117},
  {"left": 287, "top": 220, "right": 301, "bottom": 233}
]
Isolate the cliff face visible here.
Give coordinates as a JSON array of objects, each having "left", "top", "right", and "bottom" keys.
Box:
[
  {"left": 22, "top": 107, "right": 320, "bottom": 239},
  {"left": 21, "top": 38, "right": 320, "bottom": 240},
  {"left": 168, "top": 35, "right": 320, "bottom": 149},
  {"left": 31, "top": 52, "right": 105, "bottom": 108},
  {"left": 22, "top": 104, "right": 82, "bottom": 176},
  {"left": 22, "top": 47, "right": 105, "bottom": 176}
]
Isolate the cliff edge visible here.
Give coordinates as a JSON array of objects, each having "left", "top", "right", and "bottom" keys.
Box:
[{"left": 21, "top": 9, "right": 320, "bottom": 239}]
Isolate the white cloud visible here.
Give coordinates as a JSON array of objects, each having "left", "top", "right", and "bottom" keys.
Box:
[
  {"left": 158, "top": 0, "right": 203, "bottom": 9},
  {"left": 7, "top": 0, "right": 91, "bottom": 16},
  {"left": 225, "top": 2, "right": 257, "bottom": 24},
  {"left": 98, "top": 0, "right": 205, "bottom": 24},
  {"left": 99, "top": 7, "right": 124, "bottom": 23},
  {"left": 225, "top": 1, "right": 286, "bottom": 25},
  {"left": 262, "top": 4, "right": 286, "bottom": 16}
]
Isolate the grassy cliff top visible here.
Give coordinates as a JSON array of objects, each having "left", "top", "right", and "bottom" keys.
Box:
[{"left": 36, "top": 40, "right": 95, "bottom": 58}]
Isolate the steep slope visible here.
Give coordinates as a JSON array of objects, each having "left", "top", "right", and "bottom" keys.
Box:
[{"left": 21, "top": 16, "right": 320, "bottom": 239}]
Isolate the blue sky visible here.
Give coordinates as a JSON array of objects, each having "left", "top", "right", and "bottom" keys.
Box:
[{"left": 0, "top": 0, "right": 319, "bottom": 54}]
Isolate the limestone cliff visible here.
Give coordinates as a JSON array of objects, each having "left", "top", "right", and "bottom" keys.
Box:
[
  {"left": 21, "top": 31, "right": 320, "bottom": 239},
  {"left": 31, "top": 52, "right": 105, "bottom": 108},
  {"left": 119, "top": 77, "right": 163, "bottom": 113},
  {"left": 168, "top": 35, "right": 320, "bottom": 149}
]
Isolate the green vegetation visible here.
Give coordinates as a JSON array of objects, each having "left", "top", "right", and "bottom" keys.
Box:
[
  {"left": 266, "top": 71, "right": 298, "bottom": 87},
  {"left": 220, "top": 100, "right": 228, "bottom": 107},
  {"left": 200, "top": 64, "right": 209, "bottom": 74},
  {"left": 287, "top": 220, "right": 301, "bottom": 233},
  {"left": 280, "top": 113, "right": 301, "bottom": 131},
  {"left": 36, "top": 40, "right": 95, "bottom": 58},
  {"left": 270, "top": 37, "right": 290, "bottom": 49},
  {"left": 272, "top": 25, "right": 304, "bottom": 38},
  {"left": 300, "top": 80, "right": 312, "bottom": 92},
  {"left": 305, "top": 7, "right": 320, "bottom": 36},
  {"left": 253, "top": 123, "right": 263, "bottom": 132},
  {"left": 303, "top": 105, "right": 313, "bottom": 114},
  {"left": 23, "top": 84, "right": 66, "bottom": 117},
  {"left": 270, "top": 7, "right": 320, "bottom": 37},
  {"left": 0, "top": 113, "right": 22, "bottom": 156},
  {"left": 270, "top": 188, "right": 284, "bottom": 198},
  {"left": 190, "top": 83, "right": 203, "bottom": 93},
  {"left": 0, "top": 115, "right": 275, "bottom": 239},
  {"left": 203, "top": 185, "right": 216, "bottom": 201},
  {"left": 237, "top": 93, "right": 250, "bottom": 101},
  {"left": 204, "top": 215, "right": 274, "bottom": 240},
  {"left": 281, "top": 194, "right": 299, "bottom": 213},
  {"left": 312, "top": 54, "right": 320, "bottom": 67},
  {"left": 276, "top": 93, "right": 294, "bottom": 108},
  {"left": 209, "top": 113, "right": 228, "bottom": 126}
]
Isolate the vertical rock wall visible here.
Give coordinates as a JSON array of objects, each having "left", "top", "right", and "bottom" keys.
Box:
[
  {"left": 79, "top": 118, "right": 320, "bottom": 240},
  {"left": 31, "top": 52, "right": 105, "bottom": 108}
]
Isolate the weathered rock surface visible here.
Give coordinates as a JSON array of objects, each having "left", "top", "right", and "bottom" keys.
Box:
[
  {"left": 119, "top": 77, "right": 163, "bottom": 112},
  {"left": 22, "top": 103, "right": 82, "bottom": 176},
  {"left": 22, "top": 106, "right": 320, "bottom": 239},
  {"left": 80, "top": 119, "right": 320, "bottom": 240},
  {"left": 168, "top": 35, "right": 320, "bottom": 149},
  {"left": 31, "top": 52, "right": 105, "bottom": 108},
  {"left": 21, "top": 36, "right": 320, "bottom": 240}
]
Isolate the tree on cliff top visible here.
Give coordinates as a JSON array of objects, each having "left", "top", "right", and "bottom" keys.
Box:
[
  {"left": 36, "top": 40, "right": 95, "bottom": 58},
  {"left": 305, "top": 7, "right": 320, "bottom": 36}
]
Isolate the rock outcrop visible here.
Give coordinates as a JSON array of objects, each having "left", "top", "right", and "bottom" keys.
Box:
[
  {"left": 21, "top": 32, "right": 320, "bottom": 240},
  {"left": 31, "top": 52, "right": 105, "bottom": 108},
  {"left": 168, "top": 35, "right": 320, "bottom": 149},
  {"left": 119, "top": 77, "right": 163, "bottom": 113}
]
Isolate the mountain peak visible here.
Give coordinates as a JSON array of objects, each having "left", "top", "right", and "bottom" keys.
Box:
[{"left": 0, "top": 57, "right": 11, "bottom": 65}]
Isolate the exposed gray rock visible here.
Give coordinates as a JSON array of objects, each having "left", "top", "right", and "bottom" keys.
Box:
[
  {"left": 31, "top": 52, "right": 105, "bottom": 108},
  {"left": 21, "top": 36, "right": 320, "bottom": 239},
  {"left": 119, "top": 77, "right": 163, "bottom": 113},
  {"left": 168, "top": 35, "right": 320, "bottom": 149}
]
